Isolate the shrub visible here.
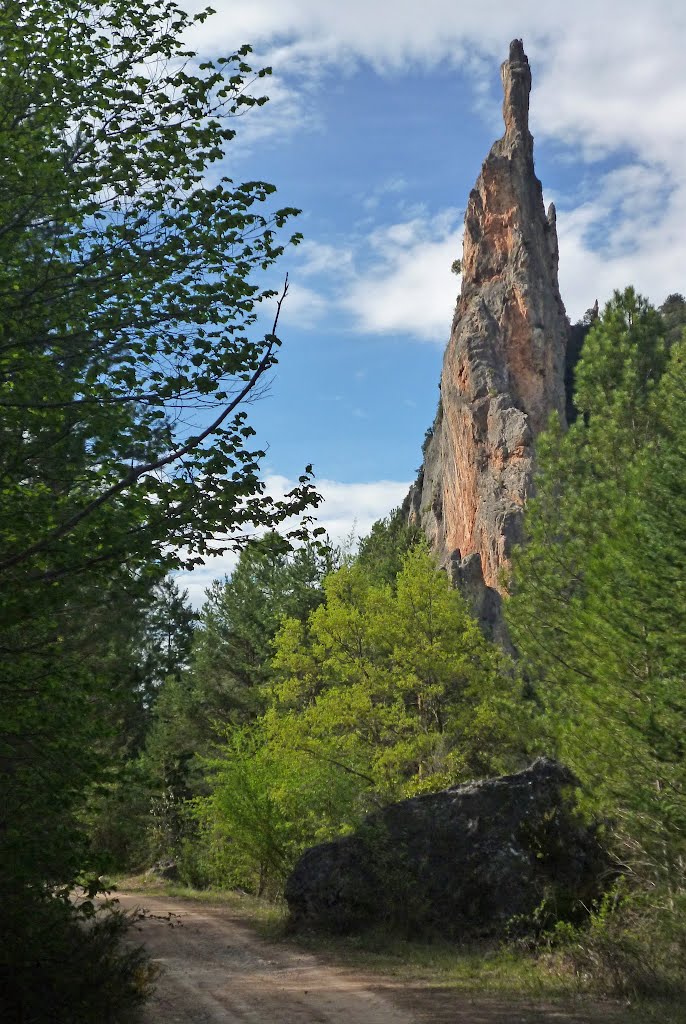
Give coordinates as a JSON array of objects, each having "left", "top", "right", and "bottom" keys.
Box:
[
  {"left": 549, "top": 883, "right": 686, "bottom": 1000},
  {"left": 0, "top": 892, "right": 156, "bottom": 1023}
]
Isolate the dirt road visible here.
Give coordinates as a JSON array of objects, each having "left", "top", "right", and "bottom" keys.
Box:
[{"left": 116, "top": 893, "right": 624, "bottom": 1024}]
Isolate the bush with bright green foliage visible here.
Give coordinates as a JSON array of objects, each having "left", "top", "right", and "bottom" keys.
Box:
[
  {"left": 549, "top": 883, "right": 686, "bottom": 1001},
  {"left": 197, "top": 543, "right": 528, "bottom": 893}
]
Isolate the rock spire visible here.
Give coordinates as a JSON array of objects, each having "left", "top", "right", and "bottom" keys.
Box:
[{"left": 406, "top": 40, "right": 568, "bottom": 631}]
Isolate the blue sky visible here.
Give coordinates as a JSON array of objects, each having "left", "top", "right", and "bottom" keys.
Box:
[{"left": 176, "top": 0, "right": 686, "bottom": 603}]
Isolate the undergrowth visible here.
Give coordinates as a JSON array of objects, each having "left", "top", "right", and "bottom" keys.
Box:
[{"left": 542, "top": 883, "right": 686, "bottom": 1007}]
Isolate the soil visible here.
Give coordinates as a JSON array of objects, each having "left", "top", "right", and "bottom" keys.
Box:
[{"left": 115, "top": 893, "right": 628, "bottom": 1024}]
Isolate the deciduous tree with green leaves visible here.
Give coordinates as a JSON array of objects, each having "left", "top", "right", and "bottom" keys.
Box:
[
  {"left": 269, "top": 543, "right": 524, "bottom": 798},
  {"left": 198, "top": 544, "right": 527, "bottom": 893},
  {"left": 0, "top": 1, "right": 318, "bottom": 1017}
]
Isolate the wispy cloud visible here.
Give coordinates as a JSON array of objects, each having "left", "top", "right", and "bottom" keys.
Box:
[
  {"left": 265, "top": 211, "right": 462, "bottom": 341},
  {"left": 280, "top": 174, "right": 685, "bottom": 339},
  {"left": 279, "top": 281, "right": 329, "bottom": 330},
  {"left": 186, "top": 0, "right": 686, "bottom": 168},
  {"left": 553, "top": 168, "right": 686, "bottom": 321},
  {"left": 361, "top": 175, "right": 409, "bottom": 211},
  {"left": 342, "top": 210, "right": 462, "bottom": 341},
  {"left": 296, "top": 240, "right": 355, "bottom": 278}
]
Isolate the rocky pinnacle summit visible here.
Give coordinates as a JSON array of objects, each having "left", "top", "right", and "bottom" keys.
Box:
[{"left": 405, "top": 40, "right": 568, "bottom": 633}]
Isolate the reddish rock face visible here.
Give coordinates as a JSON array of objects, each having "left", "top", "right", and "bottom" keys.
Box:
[{"left": 407, "top": 40, "right": 568, "bottom": 603}]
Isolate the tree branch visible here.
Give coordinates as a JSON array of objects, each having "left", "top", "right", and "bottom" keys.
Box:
[
  {"left": 0, "top": 277, "right": 291, "bottom": 575},
  {"left": 291, "top": 744, "right": 377, "bottom": 787}
]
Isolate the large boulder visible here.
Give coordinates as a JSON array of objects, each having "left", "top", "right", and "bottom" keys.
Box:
[{"left": 285, "top": 758, "right": 608, "bottom": 938}]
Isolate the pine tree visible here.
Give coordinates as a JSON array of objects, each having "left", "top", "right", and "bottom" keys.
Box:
[{"left": 507, "top": 288, "right": 686, "bottom": 881}]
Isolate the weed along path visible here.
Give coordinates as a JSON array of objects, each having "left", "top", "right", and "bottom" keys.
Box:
[{"left": 116, "top": 892, "right": 625, "bottom": 1024}]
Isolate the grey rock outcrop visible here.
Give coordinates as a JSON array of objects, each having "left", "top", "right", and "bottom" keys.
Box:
[
  {"left": 285, "top": 759, "right": 607, "bottom": 938},
  {"left": 406, "top": 41, "right": 568, "bottom": 621}
]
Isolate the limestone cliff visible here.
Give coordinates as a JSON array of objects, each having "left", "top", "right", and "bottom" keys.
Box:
[{"left": 406, "top": 40, "right": 568, "bottom": 626}]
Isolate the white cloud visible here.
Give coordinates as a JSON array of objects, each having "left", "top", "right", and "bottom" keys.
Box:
[
  {"left": 175, "top": 552, "right": 240, "bottom": 609},
  {"left": 361, "top": 175, "right": 409, "bottom": 210},
  {"left": 296, "top": 240, "right": 354, "bottom": 278},
  {"left": 291, "top": 183, "right": 686, "bottom": 339},
  {"left": 532, "top": 19, "right": 686, "bottom": 168},
  {"left": 175, "top": 474, "right": 410, "bottom": 607},
  {"left": 270, "top": 474, "right": 410, "bottom": 543},
  {"left": 343, "top": 211, "right": 462, "bottom": 340},
  {"left": 279, "top": 281, "right": 329, "bottom": 329},
  {"left": 184, "top": 0, "right": 686, "bottom": 168},
  {"left": 272, "top": 213, "right": 462, "bottom": 340},
  {"left": 283, "top": 178, "right": 685, "bottom": 339},
  {"left": 554, "top": 169, "right": 686, "bottom": 322}
]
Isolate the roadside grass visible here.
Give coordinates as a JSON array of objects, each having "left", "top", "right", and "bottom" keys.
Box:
[
  {"left": 109, "top": 876, "right": 684, "bottom": 1023},
  {"left": 296, "top": 933, "right": 686, "bottom": 1023}
]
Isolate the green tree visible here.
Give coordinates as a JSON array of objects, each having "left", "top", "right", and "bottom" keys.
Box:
[
  {"left": 355, "top": 505, "right": 421, "bottom": 586},
  {"left": 83, "top": 579, "right": 197, "bottom": 870},
  {"left": 198, "top": 544, "right": 526, "bottom": 893},
  {"left": 134, "top": 579, "right": 197, "bottom": 711},
  {"left": 658, "top": 292, "right": 686, "bottom": 348},
  {"left": 0, "top": 1, "right": 318, "bottom": 1016},
  {"left": 507, "top": 288, "right": 686, "bottom": 882},
  {"left": 139, "top": 535, "right": 336, "bottom": 870},
  {"left": 270, "top": 544, "right": 522, "bottom": 798},
  {"left": 0, "top": 0, "right": 318, "bottom": 586},
  {"left": 190, "top": 533, "right": 337, "bottom": 725}
]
